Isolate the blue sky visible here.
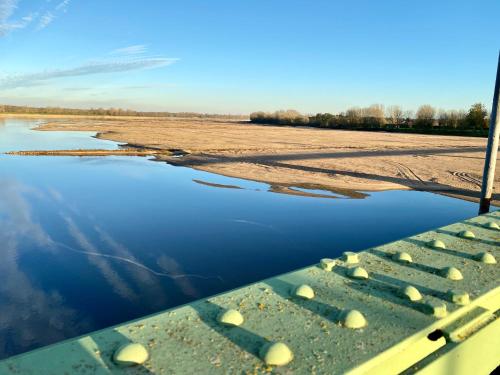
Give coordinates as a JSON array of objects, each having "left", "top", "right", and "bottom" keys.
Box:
[{"left": 0, "top": 0, "right": 499, "bottom": 114}]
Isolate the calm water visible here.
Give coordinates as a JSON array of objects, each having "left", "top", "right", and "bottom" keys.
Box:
[{"left": 0, "top": 118, "right": 485, "bottom": 359}]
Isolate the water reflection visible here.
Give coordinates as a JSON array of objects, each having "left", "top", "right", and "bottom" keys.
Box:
[
  {"left": 0, "top": 118, "right": 486, "bottom": 359},
  {"left": 0, "top": 176, "right": 213, "bottom": 357},
  {"left": 0, "top": 180, "right": 92, "bottom": 358},
  {"left": 0, "top": 118, "right": 118, "bottom": 152}
]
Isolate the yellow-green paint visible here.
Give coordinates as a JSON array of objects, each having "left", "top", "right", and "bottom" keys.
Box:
[
  {"left": 402, "top": 285, "right": 423, "bottom": 301},
  {"left": 0, "top": 211, "right": 498, "bottom": 374},
  {"left": 259, "top": 342, "right": 294, "bottom": 366},
  {"left": 319, "top": 257, "right": 336, "bottom": 271},
  {"left": 113, "top": 343, "right": 149, "bottom": 367},
  {"left": 407, "top": 313, "right": 500, "bottom": 375},
  {"left": 293, "top": 284, "right": 315, "bottom": 300},
  {"left": 393, "top": 251, "right": 413, "bottom": 263},
  {"left": 217, "top": 309, "right": 244, "bottom": 327}
]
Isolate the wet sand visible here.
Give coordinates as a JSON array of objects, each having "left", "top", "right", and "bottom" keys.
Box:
[
  {"left": 10, "top": 115, "right": 499, "bottom": 205},
  {"left": 6, "top": 149, "right": 162, "bottom": 156}
]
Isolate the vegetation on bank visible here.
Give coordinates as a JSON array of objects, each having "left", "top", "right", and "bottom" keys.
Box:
[
  {"left": 0, "top": 104, "right": 244, "bottom": 119},
  {"left": 0, "top": 103, "right": 491, "bottom": 137},
  {"left": 250, "top": 103, "right": 490, "bottom": 136}
]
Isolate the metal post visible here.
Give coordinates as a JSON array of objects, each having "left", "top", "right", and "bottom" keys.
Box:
[{"left": 479, "top": 51, "right": 500, "bottom": 214}]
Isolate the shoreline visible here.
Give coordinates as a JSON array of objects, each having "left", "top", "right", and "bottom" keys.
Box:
[
  {"left": 6, "top": 148, "right": 164, "bottom": 156},
  {"left": 4, "top": 115, "right": 498, "bottom": 205}
]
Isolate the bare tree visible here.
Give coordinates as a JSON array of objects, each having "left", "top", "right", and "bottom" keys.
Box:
[
  {"left": 365, "top": 104, "right": 385, "bottom": 118},
  {"left": 438, "top": 109, "right": 449, "bottom": 127},
  {"left": 387, "top": 105, "right": 403, "bottom": 126},
  {"left": 404, "top": 110, "right": 414, "bottom": 119},
  {"left": 250, "top": 110, "right": 309, "bottom": 125},
  {"left": 275, "top": 110, "right": 309, "bottom": 125},
  {"left": 345, "top": 107, "right": 362, "bottom": 126},
  {"left": 363, "top": 104, "right": 386, "bottom": 127},
  {"left": 416, "top": 105, "right": 436, "bottom": 128},
  {"left": 416, "top": 105, "right": 436, "bottom": 120}
]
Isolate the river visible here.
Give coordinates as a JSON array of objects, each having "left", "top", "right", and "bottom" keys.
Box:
[{"left": 0, "top": 117, "right": 484, "bottom": 359}]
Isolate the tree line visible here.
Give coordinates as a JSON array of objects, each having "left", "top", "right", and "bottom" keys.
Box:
[
  {"left": 250, "top": 103, "right": 490, "bottom": 136},
  {"left": 0, "top": 104, "right": 244, "bottom": 119}
]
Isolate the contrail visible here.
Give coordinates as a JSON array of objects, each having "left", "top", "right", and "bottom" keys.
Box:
[
  {"left": 53, "top": 241, "right": 223, "bottom": 281},
  {"left": 230, "top": 219, "right": 281, "bottom": 232}
]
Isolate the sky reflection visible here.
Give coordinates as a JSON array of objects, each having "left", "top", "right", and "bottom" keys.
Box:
[{"left": 0, "top": 118, "right": 484, "bottom": 359}]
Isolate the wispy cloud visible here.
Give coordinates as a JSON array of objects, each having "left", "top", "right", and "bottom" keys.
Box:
[
  {"left": 37, "top": 0, "right": 70, "bottom": 30},
  {"left": 62, "top": 83, "right": 177, "bottom": 92},
  {"left": 0, "top": 0, "right": 17, "bottom": 22},
  {"left": 0, "top": 58, "right": 179, "bottom": 89},
  {"left": 110, "top": 44, "right": 148, "bottom": 56},
  {"left": 0, "top": 0, "right": 36, "bottom": 35},
  {"left": 62, "top": 86, "right": 92, "bottom": 91},
  {"left": 0, "top": 179, "right": 93, "bottom": 357},
  {"left": 1, "top": 0, "right": 70, "bottom": 35},
  {"left": 37, "top": 11, "right": 53, "bottom": 29},
  {"left": 62, "top": 215, "right": 139, "bottom": 301},
  {"left": 0, "top": 13, "right": 35, "bottom": 34},
  {"left": 55, "top": 0, "right": 70, "bottom": 12}
]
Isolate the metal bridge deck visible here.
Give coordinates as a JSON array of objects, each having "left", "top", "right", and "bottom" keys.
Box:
[{"left": 1, "top": 211, "right": 499, "bottom": 374}]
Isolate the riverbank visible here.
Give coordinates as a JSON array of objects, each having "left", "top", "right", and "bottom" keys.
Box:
[
  {"left": 17, "top": 115, "right": 500, "bottom": 205},
  {"left": 6, "top": 148, "right": 163, "bottom": 156}
]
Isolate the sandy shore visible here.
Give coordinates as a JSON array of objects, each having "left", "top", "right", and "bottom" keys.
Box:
[
  {"left": 6, "top": 149, "right": 163, "bottom": 156},
  {"left": 21, "top": 115, "right": 500, "bottom": 205}
]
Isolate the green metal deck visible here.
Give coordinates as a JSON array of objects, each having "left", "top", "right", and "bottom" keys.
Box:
[{"left": 1, "top": 212, "right": 499, "bottom": 374}]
